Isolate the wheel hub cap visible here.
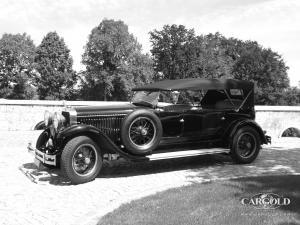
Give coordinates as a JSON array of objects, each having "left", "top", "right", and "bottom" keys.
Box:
[
  {"left": 84, "top": 157, "right": 91, "bottom": 164},
  {"left": 140, "top": 128, "right": 148, "bottom": 136}
]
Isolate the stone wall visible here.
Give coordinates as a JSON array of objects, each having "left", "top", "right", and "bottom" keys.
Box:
[
  {"left": 0, "top": 100, "right": 128, "bottom": 131},
  {"left": 1, "top": 100, "right": 300, "bottom": 139},
  {"left": 255, "top": 106, "right": 300, "bottom": 138}
]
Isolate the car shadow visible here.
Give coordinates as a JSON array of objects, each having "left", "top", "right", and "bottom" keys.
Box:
[
  {"left": 20, "top": 153, "right": 233, "bottom": 185},
  {"left": 20, "top": 148, "right": 300, "bottom": 186},
  {"left": 97, "top": 153, "right": 233, "bottom": 178},
  {"left": 187, "top": 148, "right": 300, "bottom": 181},
  {"left": 20, "top": 162, "right": 71, "bottom": 186}
]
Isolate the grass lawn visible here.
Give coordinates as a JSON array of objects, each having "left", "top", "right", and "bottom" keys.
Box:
[{"left": 98, "top": 175, "right": 300, "bottom": 225}]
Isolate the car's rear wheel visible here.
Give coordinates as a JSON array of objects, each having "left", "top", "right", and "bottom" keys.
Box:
[
  {"left": 230, "top": 126, "right": 261, "bottom": 164},
  {"left": 121, "top": 110, "right": 162, "bottom": 155},
  {"left": 61, "top": 136, "right": 102, "bottom": 184}
]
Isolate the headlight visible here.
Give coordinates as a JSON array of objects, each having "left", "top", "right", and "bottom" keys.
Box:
[
  {"left": 44, "top": 110, "right": 52, "bottom": 126},
  {"left": 53, "top": 112, "right": 66, "bottom": 130},
  {"left": 53, "top": 112, "right": 59, "bottom": 130}
]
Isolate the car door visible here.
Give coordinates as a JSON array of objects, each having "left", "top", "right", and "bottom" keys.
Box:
[
  {"left": 158, "top": 105, "right": 184, "bottom": 138},
  {"left": 183, "top": 106, "right": 204, "bottom": 139},
  {"left": 201, "top": 109, "right": 225, "bottom": 138},
  {"left": 183, "top": 107, "right": 225, "bottom": 140}
]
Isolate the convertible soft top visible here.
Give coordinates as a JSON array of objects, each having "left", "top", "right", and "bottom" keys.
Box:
[{"left": 132, "top": 78, "right": 254, "bottom": 91}]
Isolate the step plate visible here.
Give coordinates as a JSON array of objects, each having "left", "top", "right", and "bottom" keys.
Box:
[{"left": 147, "top": 148, "right": 230, "bottom": 161}]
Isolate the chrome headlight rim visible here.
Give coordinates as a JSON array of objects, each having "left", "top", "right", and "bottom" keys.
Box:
[
  {"left": 53, "top": 111, "right": 66, "bottom": 131},
  {"left": 53, "top": 112, "right": 59, "bottom": 130},
  {"left": 44, "top": 110, "right": 52, "bottom": 127}
]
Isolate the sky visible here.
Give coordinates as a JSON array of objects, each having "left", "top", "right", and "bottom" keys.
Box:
[{"left": 0, "top": 0, "right": 299, "bottom": 86}]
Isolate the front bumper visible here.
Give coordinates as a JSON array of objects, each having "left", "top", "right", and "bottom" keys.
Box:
[{"left": 35, "top": 149, "right": 57, "bottom": 166}]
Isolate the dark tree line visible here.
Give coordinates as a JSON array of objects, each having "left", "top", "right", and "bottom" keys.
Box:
[
  {"left": 0, "top": 32, "right": 76, "bottom": 100},
  {"left": 150, "top": 26, "right": 292, "bottom": 105},
  {"left": 0, "top": 20, "right": 299, "bottom": 105}
]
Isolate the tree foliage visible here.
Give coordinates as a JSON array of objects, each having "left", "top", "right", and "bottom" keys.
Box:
[
  {"left": 150, "top": 25, "right": 195, "bottom": 80},
  {"left": 190, "top": 33, "right": 234, "bottom": 79},
  {"left": 277, "top": 87, "right": 300, "bottom": 105},
  {"left": 150, "top": 27, "right": 233, "bottom": 80},
  {"left": 221, "top": 38, "right": 289, "bottom": 104},
  {"left": 0, "top": 33, "right": 36, "bottom": 99},
  {"left": 34, "top": 32, "right": 77, "bottom": 100},
  {"left": 82, "top": 19, "right": 154, "bottom": 100},
  {"left": 150, "top": 25, "right": 291, "bottom": 105}
]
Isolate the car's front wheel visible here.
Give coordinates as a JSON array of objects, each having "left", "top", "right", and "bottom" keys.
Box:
[
  {"left": 230, "top": 126, "right": 261, "bottom": 164},
  {"left": 61, "top": 136, "right": 102, "bottom": 184}
]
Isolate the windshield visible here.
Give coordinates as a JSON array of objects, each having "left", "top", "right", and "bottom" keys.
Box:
[{"left": 131, "top": 91, "right": 160, "bottom": 107}]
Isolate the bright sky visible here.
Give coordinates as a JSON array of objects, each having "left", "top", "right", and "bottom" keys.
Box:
[{"left": 0, "top": 0, "right": 299, "bottom": 86}]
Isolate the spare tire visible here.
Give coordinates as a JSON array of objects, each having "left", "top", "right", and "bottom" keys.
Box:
[{"left": 121, "top": 109, "right": 162, "bottom": 155}]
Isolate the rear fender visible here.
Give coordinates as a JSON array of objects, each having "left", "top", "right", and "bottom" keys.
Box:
[{"left": 224, "top": 119, "right": 267, "bottom": 146}]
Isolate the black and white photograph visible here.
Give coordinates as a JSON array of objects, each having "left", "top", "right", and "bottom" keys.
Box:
[{"left": 0, "top": 0, "right": 299, "bottom": 224}]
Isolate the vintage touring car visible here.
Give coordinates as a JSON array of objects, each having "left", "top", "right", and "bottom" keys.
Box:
[{"left": 34, "top": 78, "right": 270, "bottom": 184}]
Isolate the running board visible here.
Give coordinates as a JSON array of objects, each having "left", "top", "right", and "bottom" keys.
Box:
[{"left": 147, "top": 148, "right": 230, "bottom": 161}]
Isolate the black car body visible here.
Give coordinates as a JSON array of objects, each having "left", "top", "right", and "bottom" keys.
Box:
[{"left": 35, "top": 78, "right": 270, "bottom": 184}]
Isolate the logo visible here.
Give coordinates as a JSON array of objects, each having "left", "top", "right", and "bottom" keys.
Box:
[{"left": 241, "top": 193, "right": 291, "bottom": 209}]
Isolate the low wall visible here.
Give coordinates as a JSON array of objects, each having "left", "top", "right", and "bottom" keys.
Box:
[
  {"left": 0, "top": 100, "right": 128, "bottom": 131},
  {"left": 1, "top": 100, "right": 300, "bottom": 139},
  {"left": 255, "top": 106, "right": 300, "bottom": 138}
]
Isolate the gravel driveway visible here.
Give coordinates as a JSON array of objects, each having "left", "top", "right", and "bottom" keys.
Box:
[{"left": 0, "top": 131, "right": 299, "bottom": 225}]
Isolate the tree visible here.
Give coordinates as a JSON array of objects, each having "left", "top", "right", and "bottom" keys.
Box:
[
  {"left": 82, "top": 19, "right": 153, "bottom": 100},
  {"left": 190, "top": 33, "right": 233, "bottom": 79},
  {"left": 34, "top": 32, "right": 76, "bottom": 100},
  {"left": 278, "top": 87, "right": 300, "bottom": 105},
  {"left": 150, "top": 25, "right": 196, "bottom": 80},
  {"left": 150, "top": 24, "right": 290, "bottom": 105},
  {"left": 0, "top": 33, "right": 36, "bottom": 99},
  {"left": 150, "top": 27, "right": 233, "bottom": 80},
  {"left": 222, "top": 38, "right": 290, "bottom": 104}
]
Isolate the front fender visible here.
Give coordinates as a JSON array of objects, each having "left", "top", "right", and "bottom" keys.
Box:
[
  {"left": 56, "top": 124, "right": 115, "bottom": 153},
  {"left": 57, "top": 124, "right": 102, "bottom": 140},
  {"left": 224, "top": 119, "right": 268, "bottom": 145},
  {"left": 56, "top": 124, "right": 145, "bottom": 161}
]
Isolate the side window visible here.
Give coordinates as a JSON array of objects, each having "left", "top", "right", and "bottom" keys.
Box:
[
  {"left": 229, "top": 89, "right": 244, "bottom": 100},
  {"left": 201, "top": 90, "right": 227, "bottom": 108},
  {"left": 176, "top": 90, "right": 202, "bottom": 106}
]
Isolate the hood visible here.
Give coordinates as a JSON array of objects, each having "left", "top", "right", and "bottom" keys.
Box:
[{"left": 73, "top": 102, "right": 138, "bottom": 116}]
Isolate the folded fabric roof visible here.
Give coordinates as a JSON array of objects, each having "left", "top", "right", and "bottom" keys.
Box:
[{"left": 132, "top": 78, "right": 253, "bottom": 91}]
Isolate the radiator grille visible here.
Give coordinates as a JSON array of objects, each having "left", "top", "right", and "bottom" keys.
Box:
[{"left": 77, "top": 114, "right": 126, "bottom": 141}]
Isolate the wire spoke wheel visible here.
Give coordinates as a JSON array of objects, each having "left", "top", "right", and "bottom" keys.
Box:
[
  {"left": 129, "top": 117, "right": 156, "bottom": 149},
  {"left": 72, "top": 144, "right": 97, "bottom": 176},
  {"left": 236, "top": 132, "right": 257, "bottom": 158}
]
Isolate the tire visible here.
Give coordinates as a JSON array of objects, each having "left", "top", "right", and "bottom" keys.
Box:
[
  {"left": 60, "top": 136, "right": 102, "bottom": 184},
  {"left": 121, "top": 109, "right": 162, "bottom": 155},
  {"left": 230, "top": 126, "right": 261, "bottom": 164}
]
